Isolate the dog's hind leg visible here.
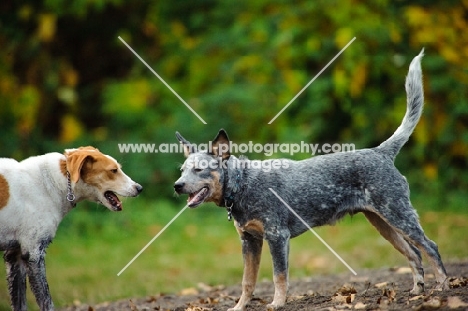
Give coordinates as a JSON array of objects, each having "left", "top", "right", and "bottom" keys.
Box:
[
  {"left": 266, "top": 229, "right": 290, "bottom": 309},
  {"left": 26, "top": 240, "right": 54, "bottom": 311},
  {"left": 399, "top": 214, "right": 449, "bottom": 291},
  {"left": 363, "top": 211, "right": 425, "bottom": 294},
  {"left": 229, "top": 231, "right": 264, "bottom": 311},
  {"left": 4, "top": 248, "right": 27, "bottom": 311}
]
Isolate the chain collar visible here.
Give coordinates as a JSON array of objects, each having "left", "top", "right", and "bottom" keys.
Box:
[
  {"left": 226, "top": 201, "right": 233, "bottom": 221},
  {"left": 66, "top": 171, "right": 76, "bottom": 207}
]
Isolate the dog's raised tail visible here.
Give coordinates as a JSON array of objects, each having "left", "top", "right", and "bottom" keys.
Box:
[{"left": 377, "top": 49, "right": 425, "bottom": 159}]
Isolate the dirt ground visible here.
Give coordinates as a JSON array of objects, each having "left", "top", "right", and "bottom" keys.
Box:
[{"left": 62, "top": 261, "right": 468, "bottom": 311}]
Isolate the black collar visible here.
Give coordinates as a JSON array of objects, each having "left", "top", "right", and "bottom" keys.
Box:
[{"left": 220, "top": 157, "right": 241, "bottom": 221}]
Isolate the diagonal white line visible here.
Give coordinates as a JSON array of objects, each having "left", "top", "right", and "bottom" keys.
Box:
[
  {"left": 268, "top": 37, "right": 356, "bottom": 124},
  {"left": 118, "top": 36, "right": 207, "bottom": 124},
  {"left": 117, "top": 204, "right": 189, "bottom": 276},
  {"left": 268, "top": 188, "right": 357, "bottom": 275}
]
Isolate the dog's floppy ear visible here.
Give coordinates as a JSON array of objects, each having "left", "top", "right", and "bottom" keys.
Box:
[
  {"left": 176, "top": 131, "right": 197, "bottom": 157},
  {"left": 65, "top": 149, "right": 96, "bottom": 183},
  {"left": 211, "top": 129, "right": 230, "bottom": 160}
]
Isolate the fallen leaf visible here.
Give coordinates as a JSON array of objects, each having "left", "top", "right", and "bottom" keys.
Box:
[
  {"left": 409, "top": 295, "right": 424, "bottom": 301},
  {"left": 338, "top": 285, "right": 357, "bottom": 295},
  {"left": 185, "top": 306, "right": 213, "bottom": 311},
  {"left": 335, "top": 303, "right": 353, "bottom": 309},
  {"left": 197, "top": 282, "right": 213, "bottom": 292},
  {"left": 377, "top": 296, "right": 390, "bottom": 308},
  {"left": 198, "top": 296, "right": 219, "bottom": 304},
  {"left": 332, "top": 285, "right": 357, "bottom": 305},
  {"left": 332, "top": 294, "right": 348, "bottom": 304},
  {"left": 447, "top": 296, "right": 468, "bottom": 308},
  {"left": 383, "top": 288, "right": 396, "bottom": 302},
  {"left": 146, "top": 295, "right": 158, "bottom": 303},
  {"left": 394, "top": 267, "right": 412, "bottom": 274},
  {"left": 449, "top": 277, "right": 468, "bottom": 288},
  {"left": 129, "top": 299, "right": 138, "bottom": 311},
  {"left": 375, "top": 282, "right": 388, "bottom": 288},
  {"left": 180, "top": 287, "right": 199, "bottom": 296},
  {"left": 422, "top": 296, "right": 441, "bottom": 308}
]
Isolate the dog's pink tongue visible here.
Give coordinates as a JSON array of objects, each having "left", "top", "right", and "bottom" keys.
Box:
[{"left": 188, "top": 188, "right": 207, "bottom": 206}]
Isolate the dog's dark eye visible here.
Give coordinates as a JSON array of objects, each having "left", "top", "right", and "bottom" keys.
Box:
[
  {"left": 194, "top": 168, "right": 203, "bottom": 173},
  {"left": 111, "top": 169, "right": 118, "bottom": 173}
]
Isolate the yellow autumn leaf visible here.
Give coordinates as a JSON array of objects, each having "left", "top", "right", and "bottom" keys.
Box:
[
  {"left": 333, "top": 67, "right": 348, "bottom": 95},
  {"left": 423, "top": 162, "right": 438, "bottom": 180},
  {"left": 171, "top": 21, "right": 186, "bottom": 38},
  {"left": 335, "top": 27, "right": 354, "bottom": 49},
  {"left": 440, "top": 46, "right": 460, "bottom": 63},
  {"left": 37, "top": 13, "right": 56, "bottom": 42},
  {"left": 350, "top": 62, "right": 367, "bottom": 98},
  {"left": 405, "top": 6, "right": 429, "bottom": 27},
  {"left": 282, "top": 70, "right": 303, "bottom": 93},
  {"left": 60, "top": 114, "right": 83, "bottom": 143}
]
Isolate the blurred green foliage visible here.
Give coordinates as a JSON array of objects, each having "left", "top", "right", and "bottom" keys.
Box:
[{"left": 0, "top": 0, "right": 467, "bottom": 200}]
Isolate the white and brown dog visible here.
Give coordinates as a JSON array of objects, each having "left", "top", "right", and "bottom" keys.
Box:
[{"left": 0, "top": 146, "right": 142, "bottom": 311}]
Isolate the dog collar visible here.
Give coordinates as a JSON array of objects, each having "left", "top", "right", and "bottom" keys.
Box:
[
  {"left": 221, "top": 158, "right": 242, "bottom": 221},
  {"left": 66, "top": 171, "right": 76, "bottom": 207}
]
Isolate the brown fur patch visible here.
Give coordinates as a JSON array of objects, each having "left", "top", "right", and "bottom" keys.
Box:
[
  {"left": 209, "top": 171, "right": 223, "bottom": 204},
  {"left": 60, "top": 159, "right": 67, "bottom": 177},
  {"left": 236, "top": 219, "right": 265, "bottom": 239},
  {"left": 0, "top": 174, "right": 10, "bottom": 209},
  {"left": 243, "top": 219, "right": 265, "bottom": 237},
  {"left": 64, "top": 147, "right": 119, "bottom": 184},
  {"left": 272, "top": 271, "right": 288, "bottom": 304}
]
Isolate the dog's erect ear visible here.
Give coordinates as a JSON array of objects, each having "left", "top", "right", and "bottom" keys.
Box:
[
  {"left": 65, "top": 150, "right": 96, "bottom": 183},
  {"left": 176, "top": 131, "right": 197, "bottom": 157},
  {"left": 211, "top": 129, "right": 230, "bottom": 160}
]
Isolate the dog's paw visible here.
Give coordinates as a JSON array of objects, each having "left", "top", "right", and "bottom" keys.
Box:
[
  {"left": 266, "top": 302, "right": 284, "bottom": 310},
  {"left": 434, "top": 280, "right": 450, "bottom": 291},
  {"left": 227, "top": 304, "right": 245, "bottom": 311},
  {"left": 410, "top": 282, "right": 424, "bottom": 295}
]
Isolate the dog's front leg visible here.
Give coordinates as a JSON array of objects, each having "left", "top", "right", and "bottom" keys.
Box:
[
  {"left": 26, "top": 243, "right": 54, "bottom": 311},
  {"left": 229, "top": 231, "right": 263, "bottom": 311},
  {"left": 266, "top": 229, "right": 290, "bottom": 309},
  {"left": 4, "top": 249, "right": 27, "bottom": 311}
]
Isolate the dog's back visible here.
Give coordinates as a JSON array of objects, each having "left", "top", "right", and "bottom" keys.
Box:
[{"left": 233, "top": 147, "right": 409, "bottom": 237}]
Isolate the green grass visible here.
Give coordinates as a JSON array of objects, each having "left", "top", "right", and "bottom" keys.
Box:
[{"left": 1, "top": 195, "right": 467, "bottom": 310}]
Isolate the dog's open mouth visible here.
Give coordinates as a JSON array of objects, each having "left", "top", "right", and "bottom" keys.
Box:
[
  {"left": 187, "top": 187, "right": 209, "bottom": 208},
  {"left": 105, "top": 191, "right": 122, "bottom": 211}
]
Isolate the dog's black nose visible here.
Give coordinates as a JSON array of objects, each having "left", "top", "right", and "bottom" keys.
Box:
[
  {"left": 135, "top": 184, "right": 143, "bottom": 194},
  {"left": 174, "top": 182, "right": 184, "bottom": 192}
]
